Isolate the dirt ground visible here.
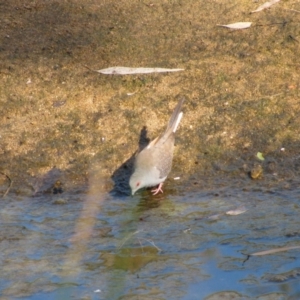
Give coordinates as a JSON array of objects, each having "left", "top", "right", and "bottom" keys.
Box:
[{"left": 1, "top": 0, "right": 300, "bottom": 197}]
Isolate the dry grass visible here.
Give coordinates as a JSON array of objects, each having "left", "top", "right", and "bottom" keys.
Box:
[{"left": 1, "top": 0, "right": 300, "bottom": 195}]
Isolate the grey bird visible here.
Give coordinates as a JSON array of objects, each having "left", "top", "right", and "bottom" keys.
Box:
[{"left": 129, "top": 98, "right": 184, "bottom": 195}]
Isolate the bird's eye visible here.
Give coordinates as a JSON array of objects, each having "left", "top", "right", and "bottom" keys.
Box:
[{"left": 136, "top": 182, "right": 140, "bottom": 187}]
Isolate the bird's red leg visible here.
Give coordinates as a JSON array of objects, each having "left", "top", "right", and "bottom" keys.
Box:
[{"left": 151, "top": 183, "right": 164, "bottom": 195}]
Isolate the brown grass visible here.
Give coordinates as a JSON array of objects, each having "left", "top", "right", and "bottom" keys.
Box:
[{"left": 1, "top": 0, "right": 300, "bottom": 195}]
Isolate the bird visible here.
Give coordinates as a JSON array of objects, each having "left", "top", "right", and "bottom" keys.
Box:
[{"left": 129, "top": 98, "right": 184, "bottom": 195}]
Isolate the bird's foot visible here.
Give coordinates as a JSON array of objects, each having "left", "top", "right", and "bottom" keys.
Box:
[{"left": 151, "top": 183, "right": 164, "bottom": 195}]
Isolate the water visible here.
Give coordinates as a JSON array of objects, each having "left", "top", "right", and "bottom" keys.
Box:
[{"left": 1, "top": 183, "right": 300, "bottom": 300}]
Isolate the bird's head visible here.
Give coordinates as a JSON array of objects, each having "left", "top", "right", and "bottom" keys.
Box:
[{"left": 129, "top": 172, "right": 143, "bottom": 195}]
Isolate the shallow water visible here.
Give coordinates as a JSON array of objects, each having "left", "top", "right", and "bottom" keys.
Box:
[{"left": 1, "top": 180, "right": 300, "bottom": 300}]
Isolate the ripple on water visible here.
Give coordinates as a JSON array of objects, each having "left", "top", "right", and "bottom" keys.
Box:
[{"left": 0, "top": 186, "right": 300, "bottom": 299}]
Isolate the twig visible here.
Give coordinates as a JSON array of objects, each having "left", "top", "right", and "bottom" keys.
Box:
[
  {"left": 285, "top": 8, "right": 300, "bottom": 14},
  {"left": 118, "top": 230, "right": 141, "bottom": 249},
  {"left": 137, "top": 238, "right": 144, "bottom": 253},
  {"left": 1, "top": 172, "right": 13, "bottom": 198},
  {"left": 255, "top": 21, "right": 289, "bottom": 27},
  {"left": 242, "top": 92, "right": 283, "bottom": 103},
  {"left": 250, "top": 245, "right": 300, "bottom": 256},
  {"left": 82, "top": 64, "right": 95, "bottom": 72},
  {"left": 138, "top": 238, "right": 162, "bottom": 252},
  {"left": 242, "top": 245, "right": 300, "bottom": 265}
]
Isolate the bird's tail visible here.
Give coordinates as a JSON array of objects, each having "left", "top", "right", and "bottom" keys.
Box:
[
  {"left": 148, "top": 98, "right": 185, "bottom": 148},
  {"left": 165, "top": 97, "right": 185, "bottom": 133}
]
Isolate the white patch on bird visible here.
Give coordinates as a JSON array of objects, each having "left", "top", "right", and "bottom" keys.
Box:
[{"left": 173, "top": 112, "right": 183, "bottom": 133}]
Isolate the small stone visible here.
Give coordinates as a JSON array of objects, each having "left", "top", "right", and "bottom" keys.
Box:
[
  {"left": 52, "top": 198, "right": 68, "bottom": 205},
  {"left": 250, "top": 163, "right": 263, "bottom": 179}
]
